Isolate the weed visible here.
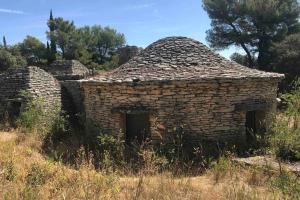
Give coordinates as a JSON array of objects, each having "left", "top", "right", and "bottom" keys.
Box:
[
  {"left": 271, "top": 170, "right": 300, "bottom": 199},
  {"left": 26, "top": 163, "right": 52, "bottom": 187},
  {"left": 211, "top": 156, "right": 233, "bottom": 183},
  {"left": 4, "top": 159, "right": 17, "bottom": 181}
]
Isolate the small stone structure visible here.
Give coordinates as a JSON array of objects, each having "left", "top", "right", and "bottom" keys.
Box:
[
  {"left": 42, "top": 60, "right": 90, "bottom": 122},
  {"left": 44, "top": 60, "right": 90, "bottom": 80},
  {"left": 82, "top": 37, "right": 284, "bottom": 144},
  {"left": 0, "top": 66, "right": 61, "bottom": 117},
  {"left": 0, "top": 60, "right": 90, "bottom": 126},
  {"left": 118, "top": 46, "right": 143, "bottom": 66}
]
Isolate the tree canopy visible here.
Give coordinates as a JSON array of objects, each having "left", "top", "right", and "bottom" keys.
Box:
[
  {"left": 46, "top": 12, "right": 126, "bottom": 70},
  {"left": 19, "top": 36, "right": 47, "bottom": 65},
  {"left": 203, "top": 0, "right": 300, "bottom": 69},
  {"left": 0, "top": 47, "right": 27, "bottom": 71}
]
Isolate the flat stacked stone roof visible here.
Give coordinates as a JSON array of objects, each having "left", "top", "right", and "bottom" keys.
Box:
[{"left": 86, "top": 36, "right": 284, "bottom": 83}]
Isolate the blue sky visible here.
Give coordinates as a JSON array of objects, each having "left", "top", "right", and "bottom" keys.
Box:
[{"left": 0, "top": 0, "right": 239, "bottom": 58}]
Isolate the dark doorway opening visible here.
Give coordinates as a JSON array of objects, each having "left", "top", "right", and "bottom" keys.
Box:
[
  {"left": 245, "top": 110, "right": 266, "bottom": 146},
  {"left": 5, "top": 101, "right": 23, "bottom": 127},
  {"left": 125, "top": 113, "right": 150, "bottom": 145},
  {"left": 8, "top": 101, "right": 22, "bottom": 119},
  {"left": 246, "top": 111, "right": 257, "bottom": 141}
]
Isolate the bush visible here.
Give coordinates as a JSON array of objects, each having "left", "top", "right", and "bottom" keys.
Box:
[
  {"left": 94, "top": 133, "right": 125, "bottom": 170},
  {"left": 4, "top": 159, "right": 17, "bottom": 181},
  {"left": 269, "top": 78, "right": 300, "bottom": 161},
  {"left": 15, "top": 91, "right": 66, "bottom": 140},
  {"left": 210, "top": 156, "right": 233, "bottom": 183},
  {"left": 17, "top": 98, "right": 44, "bottom": 134},
  {"left": 271, "top": 170, "right": 300, "bottom": 199},
  {"left": 26, "top": 163, "right": 52, "bottom": 187}
]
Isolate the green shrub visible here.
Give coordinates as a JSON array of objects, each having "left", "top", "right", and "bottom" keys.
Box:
[
  {"left": 16, "top": 90, "right": 65, "bottom": 139},
  {"left": 26, "top": 163, "right": 52, "bottom": 187},
  {"left": 96, "top": 133, "right": 125, "bottom": 169},
  {"left": 153, "top": 125, "right": 217, "bottom": 172},
  {"left": 271, "top": 170, "right": 300, "bottom": 199},
  {"left": 269, "top": 78, "right": 300, "bottom": 161},
  {"left": 210, "top": 156, "right": 233, "bottom": 183},
  {"left": 4, "top": 159, "right": 17, "bottom": 181},
  {"left": 17, "top": 98, "right": 44, "bottom": 133}
]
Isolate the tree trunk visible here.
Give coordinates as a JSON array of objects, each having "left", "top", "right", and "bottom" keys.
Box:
[
  {"left": 228, "top": 21, "right": 254, "bottom": 68},
  {"left": 240, "top": 43, "right": 254, "bottom": 68}
]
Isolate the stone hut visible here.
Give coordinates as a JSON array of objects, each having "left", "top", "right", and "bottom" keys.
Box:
[
  {"left": 44, "top": 60, "right": 90, "bottom": 80},
  {"left": 82, "top": 37, "right": 284, "bottom": 145},
  {"left": 0, "top": 66, "right": 61, "bottom": 119},
  {"left": 43, "top": 60, "right": 90, "bottom": 123}
]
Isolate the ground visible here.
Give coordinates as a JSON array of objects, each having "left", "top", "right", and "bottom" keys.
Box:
[{"left": 0, "top": 130, "right": 288, "bottom": 200}]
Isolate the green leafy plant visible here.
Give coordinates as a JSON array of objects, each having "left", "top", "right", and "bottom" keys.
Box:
[
  {"left": 96, "top": 132, "right": 125, "bottom": 169},
  {"left": 271, "top": 170, "right": 300, "bottom": 199},
  {"left": 269, "top": 78, "right": 300, "bottom": 161},
  {"left": 4, "top": 159, "right": 17, "bottom": 181},
  {"left": 26, "top": 163, "right": 52, "bottom": 187}
]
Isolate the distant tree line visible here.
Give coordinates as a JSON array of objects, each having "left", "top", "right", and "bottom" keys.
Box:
[
  {"left": 0, "top": 10, "right": 139, "bottom": 72},
  {"left": 203, "top": 0, "right": 300, "bottom": 91}
]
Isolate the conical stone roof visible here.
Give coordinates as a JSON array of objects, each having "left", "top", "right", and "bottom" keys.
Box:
[{"left": 88, "top": 37, "right": 283, "bottom": 83}]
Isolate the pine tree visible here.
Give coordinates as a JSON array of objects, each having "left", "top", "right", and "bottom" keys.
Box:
[
  {"left": 203, "top": 0, "right": 300, "bottom": 69},
  {"left": 2, "top": 36, "right": 7, "bottom": 49}
]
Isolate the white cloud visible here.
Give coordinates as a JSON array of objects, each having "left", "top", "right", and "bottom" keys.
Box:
[
  {"left": 124, "top": 3, "right": 155, "bottom": 10},
  {"left": 0, "top": 8, "right": 26, "bottom": 15}
]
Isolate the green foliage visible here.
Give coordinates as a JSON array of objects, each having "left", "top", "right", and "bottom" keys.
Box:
[
  {"left": 47, "top": 10, "right": 57, "bottom": 62},
  {"left": 4, "top": 159, "right": 17, "bottom": 181},
  {"left": 74, "top": 25, "right": 125, "bottom": 68},
  {"left": 96, "top": 54, "right": 120, "bottom": 71},
  {"left": 0, "top": 11, "right": 126, "bottom": 71},
  {"left": 210, "top": 156, "right": 233, "bottom": 183},
  {"left": 203, "top": 0, "right": 300, "bottom": 68},
  {"left": 3, "top": 36, "right": 7, "bottom": 49},
  {"left": 26, "top": 163, "right": 52, "bottom": 187},
  {"left": 19, "top": 36, "right": 47, "bottom": 66},
  {"left": 271, "top": 33, "right": 300, "bottom": 91},
  {"left": 96, "top": 133, "right": 125, "bottom": 169},
  {"left": 15, "top": 91, "right": 65, "bottom": 140},
  {"left": 0, "top": 48, "right": 26, "bottom": 71},
  {"left": 271, "top": 34, "right": 300, "bottom": 71},
  {"left": 230, "top": 53, "right": 251, "bottom": 66},
  {"left": 46, "top": 11, "right": 125, "bottom": 69},
  {"left": 16, "top": 95, "right": 45, "bottom": 134},
  {"left": 46, "top": 17, "right": 76, "bottom": 59},
  {"left": 269, "top": 78, "right": 300, "bottom": 161},
  {"left": 271, "top": 170, "right": 300, "bottom": 199}
]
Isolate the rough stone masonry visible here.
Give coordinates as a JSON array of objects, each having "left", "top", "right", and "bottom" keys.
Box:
[
  {"left": 82, "top": 36, "right": 284, "bottom": 144},
  {"left": 0, "top": 66, "right": 61, "bottom": 116}
]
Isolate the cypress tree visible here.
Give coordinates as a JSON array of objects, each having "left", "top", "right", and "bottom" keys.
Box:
[
  {"left": 48, "top": 10, "right": 56, "bottom": 62},
  {"left": 46, "top": 41, "right": 51, "bottom": 63},
  {"left": 2, "top": 36, "right": 7, "bottom": 49}
]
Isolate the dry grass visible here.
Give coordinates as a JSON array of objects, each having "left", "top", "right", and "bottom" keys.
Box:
[{"left": 0, "top": 130, "right": 284, "bottom": 200}]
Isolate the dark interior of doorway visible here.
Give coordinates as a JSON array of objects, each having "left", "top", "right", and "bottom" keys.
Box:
[{"left": 125, "top": 113, "right": 150, "bottom": 145}]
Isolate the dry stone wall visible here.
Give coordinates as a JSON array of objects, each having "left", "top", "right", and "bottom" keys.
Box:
[
  {"left": 83, "top": 79, "right": 279, "bottom": 142},
  {"left": 27, "top": 66, "right": 61, "bottom": 111},
  {"left": 0, "top": 66, "right": 61, "bottom": 113},
  {"left": 0, "top": 68, "right": 29, "bottom": 102}
]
